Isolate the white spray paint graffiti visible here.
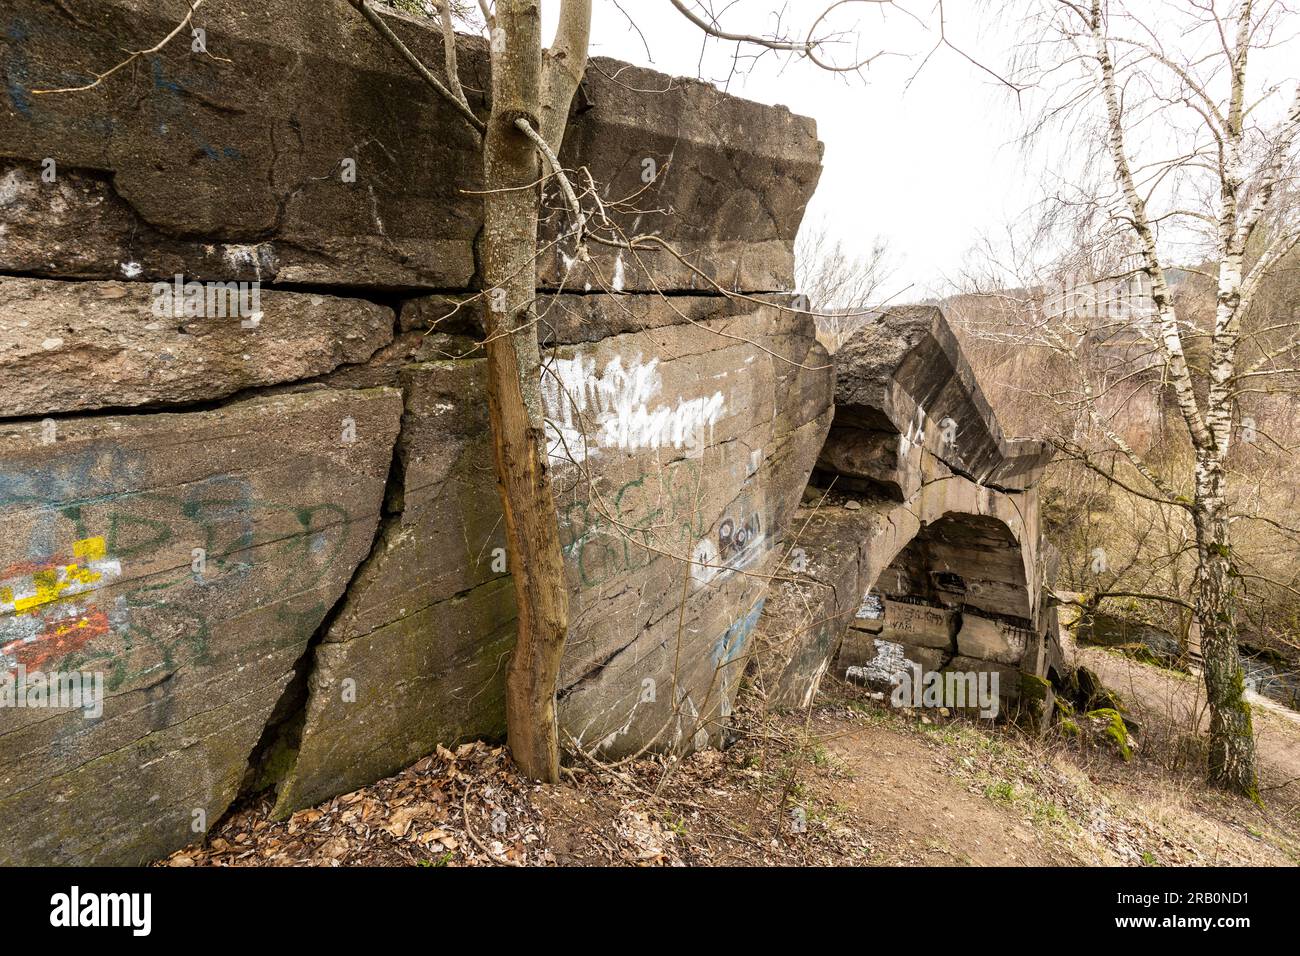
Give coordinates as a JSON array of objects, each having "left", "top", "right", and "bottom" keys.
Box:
[
  {"left": 855, "top": 591, "right": 885, "bottom": 620},
  {"left": 221, "top": 243, "right": 277, "bottom": 281},
  {"left": 845, "top": 639, "right": 912, "bottom": 687},
  {"left": 541, "top": 354, "right": 726, "bottom": 465},
  {"left": 898, "top": 403, "right": 927, "bottom": 458}
]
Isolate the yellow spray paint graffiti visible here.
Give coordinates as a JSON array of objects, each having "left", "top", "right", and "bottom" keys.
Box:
[
  {"left": 1, "top": 537, "right": 120, "bottom": 615},
  {"left": 0, "top": 537, "right": 124, "bottom": 676}
]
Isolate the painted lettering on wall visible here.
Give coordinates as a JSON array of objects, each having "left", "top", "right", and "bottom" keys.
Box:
[{"left": 542, "top": 354, "right": 726, "bottom": 465}]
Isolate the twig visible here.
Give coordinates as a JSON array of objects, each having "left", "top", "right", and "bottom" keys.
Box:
[
  {"left": 514, "top": 116, "right": 586, "bottom": 244},
  {"left": 348, "top": 0, "right": 485, "bottom": 139},
  {"left": 34, "top": 0, "right": 205, "bottom": 95},
  {"left": 460, "top": 781, "right": 525, "bottom": 867}
]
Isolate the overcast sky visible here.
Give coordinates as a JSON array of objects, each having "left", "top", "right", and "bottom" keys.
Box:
[{"left": 540, "top": 1, "right": 1039, "bottom": 302}]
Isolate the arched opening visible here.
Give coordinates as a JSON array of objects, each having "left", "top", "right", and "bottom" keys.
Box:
[{"left": 838, "top": 512, "right": 1040, "bottom": 706}]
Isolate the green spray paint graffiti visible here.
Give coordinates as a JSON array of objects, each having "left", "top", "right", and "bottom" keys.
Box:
[{"left": 1, "top": 453, "right": 356, "bottom": 695}]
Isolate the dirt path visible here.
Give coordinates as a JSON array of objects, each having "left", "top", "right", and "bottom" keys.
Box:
[
  {"left": 1074, "top": 645, "right": 1300, "bottom": 804},
  {"left": 812, "top": 717, "right": 1071, "bottom": 864}
]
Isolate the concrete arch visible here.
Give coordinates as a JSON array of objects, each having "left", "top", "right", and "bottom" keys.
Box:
[
  {"left": 838, "top": 502, "right": 1043, "bottom": 694},
  {"left": 880, "top": 511, "right": 1034, "bottom": 622},
  {"left": 760, "top": 308, "right": 1061, "bottom": 715}
]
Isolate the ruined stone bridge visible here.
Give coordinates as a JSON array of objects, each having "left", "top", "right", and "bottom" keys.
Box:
[
  {"left": 758, "top": 307, "right": 1062, "bottom": 715},
  {"left": 0, "top": 0, "right": 1058, "bottom": 865}
]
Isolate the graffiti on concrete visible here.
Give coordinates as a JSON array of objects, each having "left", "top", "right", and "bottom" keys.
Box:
[
  {"left": 855, "top": 591, "right": 885, "bottom": 620},
  {"left": 0, "top": 536, "right": 121, "bottom": 676},
  {"left": 560, "top": 462, "right": 709, "bottom": 589},
  {"left": 542, "top": 354, "right": 726, "bottom": 464},
  {"left": 712, "top": 598, "right": 766, "bottom": 667},
  {"left": 1, "top": 452, "right": 357, "bottom": 692},
  {"left": 846, "top": 639, "right": 912, "bottom": 687},
  {"left": 691, "top": 501, "right": 766, "bottom": 586}
]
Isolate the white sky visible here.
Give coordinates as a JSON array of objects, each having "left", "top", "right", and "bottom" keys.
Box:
[{"left": 542, "top": 1, "right": 1039, "bottom": 301}]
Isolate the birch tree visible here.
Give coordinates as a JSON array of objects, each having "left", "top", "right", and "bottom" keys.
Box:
[{"left": 993, "top": 0, "right": 1300, "bottom": 797}]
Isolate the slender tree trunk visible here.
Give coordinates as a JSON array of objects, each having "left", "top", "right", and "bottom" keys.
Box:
[
  {"left": 480, "top": 0, "right": 569, "bottom": 783},
  {"left": 1088, "top": 0, "right": 1260, "bottom": 797},
  {"left": 1193, "top": 454, "right": 1258, "bottom": 799}
]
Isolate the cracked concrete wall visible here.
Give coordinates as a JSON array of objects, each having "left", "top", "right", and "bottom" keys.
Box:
[
  {"left": 0, "top": 0, "right": 820, "bottom": 292},
  {"left": 0, "top": 1, "right": 828, "bottom": 864},
  {"left": 272, "top": 298, "right": 831, "bottom": 812}
]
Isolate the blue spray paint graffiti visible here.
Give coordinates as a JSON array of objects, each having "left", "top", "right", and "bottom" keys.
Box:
[{"left": 712, "top": 597, "right": 766, "bottom": 667}]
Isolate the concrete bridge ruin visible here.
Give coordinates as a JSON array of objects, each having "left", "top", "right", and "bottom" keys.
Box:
[
  {"left": 0, "top": 0, "right": 1060, "bottom": 865},
  {"left": 755, "top": 307, "right": 1062, "bottom": 715}
]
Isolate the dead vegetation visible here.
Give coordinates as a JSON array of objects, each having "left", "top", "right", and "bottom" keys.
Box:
[{"left": 163, "top": 659, "right": 1300, "bottom": 867}]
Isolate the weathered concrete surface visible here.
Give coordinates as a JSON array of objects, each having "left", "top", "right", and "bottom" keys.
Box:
[
  {"left": 956, "top": 612, "right": 1032, "bottom": 666},
  {"left": 816, "top": 306, "right": 1052, "bottom": 498},
  {"left": 0, "top": 276, "right": 393, "bottom": 416},
  {"left": 0, "top": 387, "right": 402, "bottom": 865},
  {"left": 0, "top": 0, "right": 840, "bottom": 862},
  {"left": 273, "top": 360, "right": 514, "bottom": 813},
  {"left": 757, "top": 306, "right": 1058, "bottom": 714},
  {"left": 546, "top": 301, "right": 831, "bottom": 758},
  {"left": 0, "top": 0, "right": 831, "bottom": 856},
  {"left": 0, "top": 1, "right": 820, "bottom": 292},
  {"left": 269, "top": 297, "right": 832, "bottom": 813},
  {"left": 757, "top": 462, "right": 1049, "bottom": 711},
  {"left": 301, "top": 330, "right": 483, "bottom": 392},
  {"left": 872, "top": 600, "right": 958, "bottom": 652},
  {"left": 755, "top": 503, "right": 906, "bottom": 711},
  {"left": 403, "top": 291, "right": 779, "bottom": 346},
  {"left": 542, "top": 59, "right": 821, "bottom": 293}
]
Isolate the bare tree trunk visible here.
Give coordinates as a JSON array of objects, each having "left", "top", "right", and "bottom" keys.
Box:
[
  {"left": 481, "top": 0, "right": 568, "bottom": 784},
  {"left": 1193, "top": 456, "right": 1259, "bottom": 799},
  {"left": 1081, "top": 0, "right": 1268, "bottom": 797}
]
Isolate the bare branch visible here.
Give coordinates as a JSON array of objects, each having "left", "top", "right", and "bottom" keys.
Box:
[
  {"left": 33, "top": 0, "right": 204, "bottom": 95},
  {"left": 347, "top": 0, "right": 486, "bottom": 139}
]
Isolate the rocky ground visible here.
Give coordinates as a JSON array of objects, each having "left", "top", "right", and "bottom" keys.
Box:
[{"left": 161, "top": 658, "right": 1300, "bottom": 867}]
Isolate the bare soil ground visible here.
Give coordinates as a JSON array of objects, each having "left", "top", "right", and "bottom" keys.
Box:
[{"left": 162, "top": 653, "right": 1300, "bottom": 867}]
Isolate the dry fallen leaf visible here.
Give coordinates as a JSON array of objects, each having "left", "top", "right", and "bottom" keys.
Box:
[{"left": 385, "top": 806, "right": 421, "bottom": 838}]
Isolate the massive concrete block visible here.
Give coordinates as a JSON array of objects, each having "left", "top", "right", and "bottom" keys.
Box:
[
  {"left": 875, "top": 600, "right": 957, "bottom": 651},
  {"left": 545, "top": 300, "right": 832, "bottom": 757},
  {"left": 0, "top": 0, "right": 820, "bottom": 293},
  {"left": 543, "top": 59, "right": 821, "bottom": 294},
  {"left": 956, "top": 613, "right": 1031, "bottom": 666},
  {"left": 0, "top": 276, "right": 393, "bottom": 416},
  {"left": 756, "top": 503, "right": 899, "bottom": 710},
  {"left": 268, "top": 297, "right": 831, "bottom": 813},
  {"left": 274, "top": 360, "right": 513, "bottom": 813},
  {"left": 756, "top": 500, "right": 919, "bottom": 710},
  {"left": 0, "top": 0, "right": 839, "bottom": 856},
  {"left": 0, "top": 387, "right": 402, "bottom": 864},
  {"left": 817, "top": 307, "right": 1052, "bottom": 497}
]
